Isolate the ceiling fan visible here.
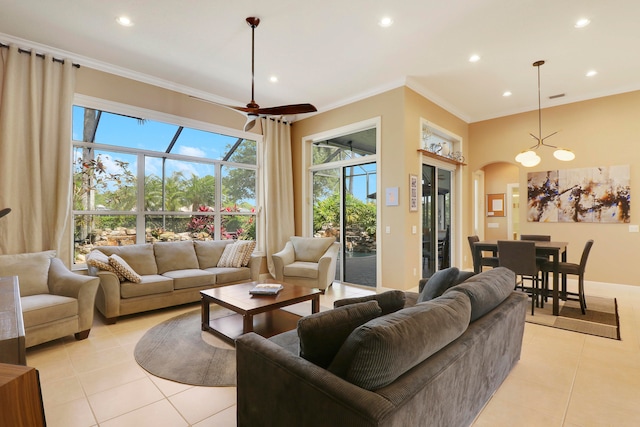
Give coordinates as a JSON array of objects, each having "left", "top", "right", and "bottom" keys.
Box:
[{"left": 198, "top": 17, "right": 317, "bottom": 132}]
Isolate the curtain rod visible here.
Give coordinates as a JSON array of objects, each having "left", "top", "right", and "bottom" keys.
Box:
[{"left": 0, "top": 42, "right": 80, "bottom": 68}]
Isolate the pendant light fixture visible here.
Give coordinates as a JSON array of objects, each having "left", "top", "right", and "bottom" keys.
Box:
[{"left": 515, "top": 60, "right": 575, "bottom": 167}]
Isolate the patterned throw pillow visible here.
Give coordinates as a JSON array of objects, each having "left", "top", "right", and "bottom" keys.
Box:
[
  {"left": 217, "top": 240, "right": 256, "bottom": 268},
  {"left": 239, "top": 240, "right": 256, "bottom": 266},
  {"left": 86, "top": 250, "right": 125, "bottom": 281},
  {"left": 109, "top": 254, "right": 142, "bottom": 283}
]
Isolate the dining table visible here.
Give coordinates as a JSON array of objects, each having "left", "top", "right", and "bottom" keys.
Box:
[{"left": 472, "top": 240, "right": 568, "bottom": 316}]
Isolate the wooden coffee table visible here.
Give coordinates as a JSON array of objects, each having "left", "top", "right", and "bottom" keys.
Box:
[{"left": 200, "top": 281, "right": 321, "bottom": 345}]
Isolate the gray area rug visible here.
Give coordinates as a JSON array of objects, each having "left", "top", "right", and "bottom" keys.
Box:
[
  {"left": 134, "top": 308, "right": 237, "bottom": 387},
  {"left": 525, "top": 295, "right": 620, "bottom": 340},
  {"left": 134, "top": 301, "right": 326, "bottom": 387}
]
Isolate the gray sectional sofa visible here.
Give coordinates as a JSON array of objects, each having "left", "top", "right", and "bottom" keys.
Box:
[
  {"left": 236, "top": 267, "right": 527, "bottom": 427},
  {"left": 87, "top": 240, "right": 260, "bottom": 323}
]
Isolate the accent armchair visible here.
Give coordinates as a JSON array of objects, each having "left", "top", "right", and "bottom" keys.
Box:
[
  {"left": 0, "top": 250, "right": 100, "bottom": 347},
  {"left": 272, "top": 236, "right": 340, "bottom": 292}
]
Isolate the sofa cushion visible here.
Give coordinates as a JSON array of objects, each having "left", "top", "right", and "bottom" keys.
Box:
[
  {"left": 120, "top": 275, "right": 174, "bottom": 298},
  {"left": 163, "top": 269, "right": 215, "bottom": 290},
  {"left": 154, "top": 241, "right": 199, "bottom": 274},
  {"left": 268, "top": 330, "right": 300, "bottom": 355},
  {"left": 206, "top": 267, "right": 252, "bottom": 284},
  {"left": 0, "top": 250, "right": 55, "bottom": 297},
  {"left": 283, "top": 262, "right": 319, "bottom": 279},
  {"left": 333, "top": 290, "right": 406, "bottom": 315},
  {"left": 195, "top": 240, "right": 231, "bottom": 269},
  {"left": 21, "top": 294, "right": 78, "bottom": 328},
  {"left": 97, "top": 244, "right": 158, "bottom": 275},
  {"left": 418, "top": 268, "right": 476, "bottom": 302},
  {"left": 290, "top": 236, "right": 335, "bottom": 262},
  {"left": 86, "top": 250, "right": 125, "bottom": 281},
  {"left": 109, "top": 254, "right": 142, "bottom": 283},
  {"left": 298, "top": 300, "right": 382, "bottom": 368},
  {"left": 328, "top": 291, "right": 471, "bottom": 390},
  {"left": 444, "top": 266, "right": 515, "bottom": 322},
  {"left": 217, "top": 240, "right": 256, "bottom": 268}
]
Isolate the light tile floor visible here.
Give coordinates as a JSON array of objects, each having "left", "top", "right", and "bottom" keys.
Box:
[{"left": 26, "top": 280, "right": 640, "bottom": 427}]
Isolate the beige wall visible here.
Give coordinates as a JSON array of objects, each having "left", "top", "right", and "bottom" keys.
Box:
[
  {"left": 76, "top": 67, "right": 254, "bottom": 133},
  {"left": 469, "top": 91, "right": 640, "bottom": 286}
]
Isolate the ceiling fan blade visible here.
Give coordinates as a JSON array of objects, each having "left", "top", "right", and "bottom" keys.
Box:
[{"left": 256, "top": 103, "right": 317, "bottom": 116}]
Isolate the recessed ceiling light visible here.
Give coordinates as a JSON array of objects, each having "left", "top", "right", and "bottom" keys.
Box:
[
  {"left": 378, "top": 16, "right": 393, "bottom": 27},
  {"left": 269, "top": 76, "right": 278, "bottom": 83},
  {"left": 575, "top": 18, "right": 590, "bottom": 28},
  {"left": 116, "top": 16, "right": 134, "bottom": 27},
  {"left": 469, "top": 54, "right": 480, "bottom": 63},
  {"left": 503, "top": 91, "right": 512, "bottom": 97},
  {"left": 586, "top": 70, "right": 598, "bottom": 77}
]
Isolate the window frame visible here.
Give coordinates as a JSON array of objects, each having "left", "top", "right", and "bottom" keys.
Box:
[{"left": 71, "top": 94, "right": 262, "bottom": 267}]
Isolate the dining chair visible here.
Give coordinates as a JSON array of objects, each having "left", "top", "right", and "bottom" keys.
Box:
[
  {"left": 520, "top": 234, "right": 552, "bottom": 265},
  {"left": 497, "top": 240, "right": 543, "bottom": 315},
  {"left": 467, "top": 235, "right": 499, "bottom": 271},
  {"left": 520, "top": 234, "right": 551, "bottom": 241},
  {"left": 541, "top": 240, "right": 594, "bottom": 315}
]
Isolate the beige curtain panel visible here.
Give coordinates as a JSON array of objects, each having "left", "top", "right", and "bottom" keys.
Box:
[
  {"left": 260, "top": 117, "right": 295, "bottom": 277},
  {"left": 0, "top": 44, "right": 77, "bottom": 261}
]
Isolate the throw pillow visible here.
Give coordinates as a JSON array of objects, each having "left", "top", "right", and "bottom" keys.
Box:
[
  {"left": 417, "top": 267, "right": 460, "bottom": 302},
  {"left": 0, "top": 250, "right": 56, "bottom": 297},
  {"left": 444, "top": 267, "right": 515, "bottom": 322},
  {"left": 217, "top": 240, "right": 256, "bottom": 268},
  {"left": 333, "top": 290, "right": 406, "bottom": 315},
  {"left": 298, "top": 300, "right": 382, "bottom": 368},
  {"left": 239, "top": 240, "right": 256, "bottom": 266},
  {"left": 109, "top": 254, "right": 142, "bottom": 283},
  {"left": 328, "top": 292, "right": 471, "bottom": 390},
  {"left": 86, "top": 250, "right": 125, "bottom": 281}
]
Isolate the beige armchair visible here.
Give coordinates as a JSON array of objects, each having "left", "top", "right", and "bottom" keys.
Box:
[
  {"left": 272, "top": 236, "right": 340, "bottom": 292},
  {"left": 0, "top": 250, "right": 100, "bottom": 347}
]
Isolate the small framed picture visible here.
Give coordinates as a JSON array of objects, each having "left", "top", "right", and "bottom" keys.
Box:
[
  {"left": 409, "top": 174, "right": 418, "bottom": 211},
  {"left": 385, "top": 187, "right": 399, "bottom": 206}
]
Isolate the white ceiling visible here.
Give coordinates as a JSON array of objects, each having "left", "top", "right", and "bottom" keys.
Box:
[{"left": 1, "top": 0, "right": 639, "bottom": 123}]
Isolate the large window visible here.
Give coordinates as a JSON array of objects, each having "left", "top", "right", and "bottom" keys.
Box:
[{"left": 72, "top": 104, "right": 258, "bottom": 264}]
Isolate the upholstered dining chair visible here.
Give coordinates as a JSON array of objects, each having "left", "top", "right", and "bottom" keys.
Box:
[
  {"left": 467, "top": 235, "right": 499, "bottom": 271},
  {"left": 520, "top": 234, "right": 552, "bottom": 264},
  {"left": 497, "top": 240, "right": 543, "bottom": 315},
  {"left": 541, "top": 239, "right": 594, "bottom": 315}
]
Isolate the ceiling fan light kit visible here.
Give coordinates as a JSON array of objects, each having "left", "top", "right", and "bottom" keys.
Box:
[{"left": 515, "top": 60, "right": 575, "bottom": 167}]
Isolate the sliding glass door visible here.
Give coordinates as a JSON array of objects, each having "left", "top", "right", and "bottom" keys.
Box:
[
  {"left": 310, "top": 126, "right": 377, "bottom": 287},
  {"left": 422, "top": 164, "right": 453, "bottom": 278}
]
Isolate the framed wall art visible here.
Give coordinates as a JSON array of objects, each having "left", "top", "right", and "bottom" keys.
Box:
[
  {"left": 487, "top": 193, "right": 505, "bottom": 217},
  {"left": 409, "top": 174, "right": 418, "bottom": 212}
]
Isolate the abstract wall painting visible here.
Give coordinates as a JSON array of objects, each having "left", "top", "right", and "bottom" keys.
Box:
[{"left": 527, "top": 165, "right": 630, "bottom": 223}]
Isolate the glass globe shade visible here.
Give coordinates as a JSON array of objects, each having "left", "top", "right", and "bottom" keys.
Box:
[
  {"left": 554, "top": 148, "right": 575, "bottom": 161},
  {"left": 515, "top": 150, "right": 537, "bottom": 163},
  {"left": 520, "top": 154, "right": 541, "bottom": 167}
]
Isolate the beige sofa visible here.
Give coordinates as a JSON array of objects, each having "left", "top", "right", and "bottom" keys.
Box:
[
  {"left": 88, "top": 240, "right": 260, "bottom": 323},
  {"left": 0, "top": 250, "right": 100, "bottom": 348},
  {"left": 272, "top": 236, "right": 340, "bottom": 292}
]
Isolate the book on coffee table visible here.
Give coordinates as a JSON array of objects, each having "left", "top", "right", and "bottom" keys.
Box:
[{"left": 249, "top": 283, "right": 284, "bottom": 295}]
